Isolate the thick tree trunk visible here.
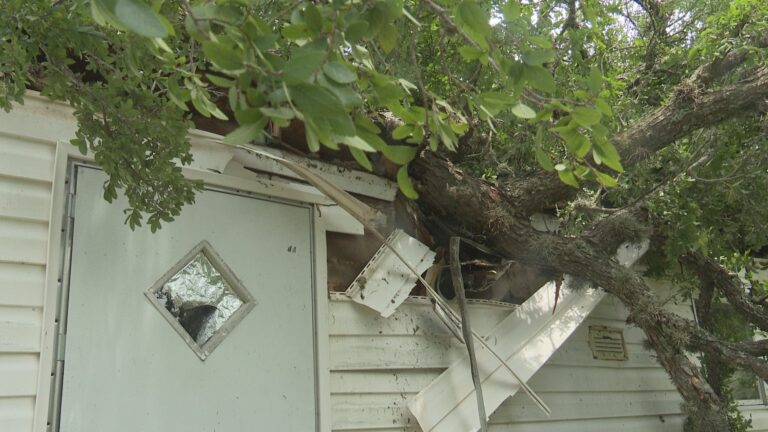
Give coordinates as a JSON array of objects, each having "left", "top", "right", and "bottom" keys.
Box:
[
  {"left": 411, "top": 152, "right": 734, "bottom": 429},
  {"left": 402, "top": 44, "right": 768, "bottom": 431},
  {"left": 694, "top": 277, "right": 729, "bottom": 397}
]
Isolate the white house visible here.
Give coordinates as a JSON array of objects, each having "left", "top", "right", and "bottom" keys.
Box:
[{"left": 1, "top": 93, "right": 767, "bottom": 431}]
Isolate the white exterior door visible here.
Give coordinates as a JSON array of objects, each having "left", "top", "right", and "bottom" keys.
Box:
[{"left": 57, "top": 166, "right": 318, "bottom": 431}]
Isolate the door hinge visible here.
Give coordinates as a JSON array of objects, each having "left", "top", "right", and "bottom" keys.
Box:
[
  {"left": 56, "top": 333, "right": 66, "bottom": 362},
  {"left": 66, "top": 191, "right": 76, "bottom": 220}
]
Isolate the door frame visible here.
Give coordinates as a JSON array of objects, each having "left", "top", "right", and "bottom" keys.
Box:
[{"left": 34, "top": 142, "right": 332, "bottom": 432}]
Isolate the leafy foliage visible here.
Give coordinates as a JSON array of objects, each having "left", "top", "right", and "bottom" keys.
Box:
[
  {"left": 3, "top": 0, "right": 768, "bottom": 423},
  {"left": 2, "top": 0, "right": 630, "bottom": 227}
]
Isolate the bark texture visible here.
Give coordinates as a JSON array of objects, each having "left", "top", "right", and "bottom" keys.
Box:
[
  {"left": 411, "top": 150, "right": 768, "bottom": 431},
  {"left": 495, "top": 66, "right": 768, "bottom": 213}
]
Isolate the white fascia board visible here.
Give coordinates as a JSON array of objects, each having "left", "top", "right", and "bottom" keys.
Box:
[
  {"left": 222, "top": 160, "right": 364, "bottom": 235},
  {"left": 232, "top": 146, "right": 398, "bottom": 202},
  {"left": 11, "top": 92, "right": 366, "bottom": 234},
  {"left": 408, "top": 240, "right": 650, "bottom": 432},
  {"left": 16, "top": 91, "right": 392, "bottom": 202}
]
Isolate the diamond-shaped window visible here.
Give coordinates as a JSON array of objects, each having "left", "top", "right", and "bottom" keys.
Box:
[{"left": 145, "top": 241, "right": 255, "bottom": 360}]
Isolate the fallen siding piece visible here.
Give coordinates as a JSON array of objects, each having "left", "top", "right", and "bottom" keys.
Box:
[
  {"left": 345, "top": 230, "right": 435, "bottom": 318},
  {"left": 408, "top": 240, "right": 649, "bottom": 432}
]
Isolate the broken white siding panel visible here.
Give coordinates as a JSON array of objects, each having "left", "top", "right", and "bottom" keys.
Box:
[
  {"left": 329, "top": 294, "right": 514, "bottom": 337},
  {"left": 345, "top": 231, "right": 435, "bottom": 317},
  {"left": 328, "top": 294, "right": 680, "bottom": 432},
  {"left": 409, "top": 281, "right": 606, "bottom": 432},
  {"left": 409, "top": 241, "right": 650, "bottom": 432}
]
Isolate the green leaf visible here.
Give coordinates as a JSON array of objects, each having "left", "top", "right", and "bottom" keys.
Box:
[
  {"left": 562, "top": 131, "right": 591, "bottom": 158},
  {"left": 206, "top": 74, "right": 235, "bottom": 88},
  {"left": 317, "top": 76, "right": 362, "bottom": 109},
  {"left": 304, "top": 4, "right": 323, "bottom": 35},
  {"left": 587, "top": 66, "right": 602, "bottom": 94},
  {"left": 593, "top": 140, "right": 624, "bottom": 172},
  {"left": 208, "top": 105, "right": 228, "bottom": 121},
  {"left": 397, "top": 165, "right": 419, "bottom": 199},
  {"left": 289, "top": 83, "right": 356, "bottom": 137},
  {"left": 354, "top": 114, "right": 381, "bottom": 134},
  {"left": 529, "top": 36, "right": 553, "bottom": 49},
  {"left": 392, "top": 124, "right": 414, "bottom": 140},
  {"left": 557, "top": 168, "right": 580, "bottom": 188},
  {"left": 455, "top": 1, "right": 491, "bottom": 49},
  {"left": 283, "top": 46, "right": 326, "bottom": 84},
  {"left": 382, "top": 145, "right": 418, "bottom": 164},
  {"left": 524, "top": 65, "right": 556, "bottom": 93},
  {"left": 501, "top": 1, "right": 521, "bottom": 20},
  {"left": 234, "top": 108, "right": 264, "bottom": 124},
  {"left": 191, "top": 92, "right": 210, "bottom": 117},
  {"left": 349, "top": 146, "right": 373, "bottom": 171},
  {"left": 282, "top": 23, "right": 310, "bottom": 40},
  {"left": 323, "top": 62, "right": 357, "bottom": 84},
  {"left": 305, "top": 127, "right": 321, "bottom": 152},
  {"left": 522, "top": 49, "right": 555, "bottom": 66},
  {"left": 109, "top": 0, "right": 168, "bottom": 38},
  {"left": 595, "top": 170, "right": 618, "bottom": 187},
  {"left": 167, "top": 81, "right": 190, "bottom": 111},
  {"left": 259, "top": 106, "right": 295, "bottom": 120},
  {"left": 72, "top": 138, "right": 88, "bottom": 155},
  {"left": 377, "top": 23, "right": 398, "bottom": 54},
  {"left": 511, "top": 103, "right": 536, "bottom": 119},
  {"left": 458, "top": 46, "right": 486, "bottom": 61},
  {"left": 223, "top": 123, "right": 263, "bottom": 145},
  {"left": 450, "top": 120, "right": 469, "bottom": 134},
  {"left": 202, "top": 41, "right": 243, "bottom": 71},
  {"left": 227, "top": 87, "right": 240, "bottom": 113},
  {"left": 535, "top": 147, "right": 555, "bottom": 171},
  {"left": 340, "top": 135, "right": 376, "bottom": 152},
  {"left": 571, "top": 106, "right": 602, "bottom": 127},
  {"left": 595, "top": 98, "right": 613, "bottom": 116},
  {"left": 356, "top": 129, "right": 387, "bottom": 151},
  {"left": 345, "top": 20, "right": 370, "bottom": 42}
]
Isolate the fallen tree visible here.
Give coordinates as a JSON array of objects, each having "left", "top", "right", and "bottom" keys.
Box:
[{"left": 3, "top": 0, "right": 768, "bottom": 429}]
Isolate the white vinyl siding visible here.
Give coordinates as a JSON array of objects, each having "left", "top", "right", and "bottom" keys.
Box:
[
  {"left": 0, "top": 97, "right": 71, "bottom": 432},
  {"left": 4, "top": 93, "right": 766, "bottom": 432},
  {"left": 328, "top": 293, "right": 686, "bottom": 431}
]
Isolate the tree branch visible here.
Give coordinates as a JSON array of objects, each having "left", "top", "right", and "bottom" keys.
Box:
[
  {"left": 495, "top": 65, "right": 768, "bottom": 214},
  {"left": 681, "top": 250, "right": 768, "bottom": 333}
]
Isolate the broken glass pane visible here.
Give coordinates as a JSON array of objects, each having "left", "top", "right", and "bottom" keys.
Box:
[{"left": 149, "top": 246, "right": 252, "bottom": 352}]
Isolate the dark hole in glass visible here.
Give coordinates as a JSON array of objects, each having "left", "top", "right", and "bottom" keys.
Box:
[{"left": 154, "top": 253, "right": 244, "bottom": 345}]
